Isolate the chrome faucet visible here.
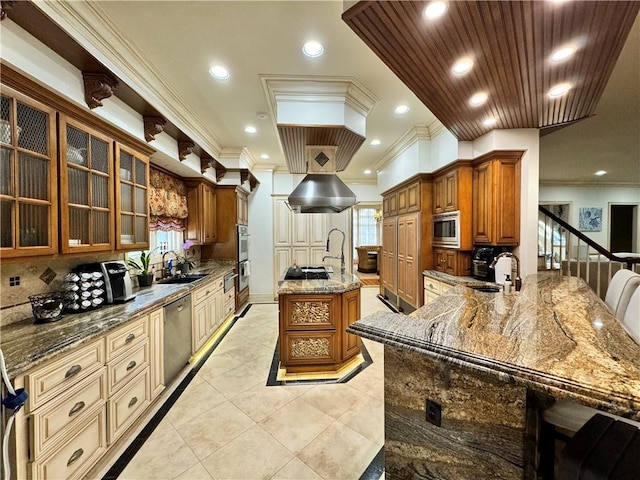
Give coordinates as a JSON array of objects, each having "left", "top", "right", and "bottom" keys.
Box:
[
  {"left": 323, "top": 228, "right": 346, "bottom": 274},
  {"left": 490, "top": 252, "right": 522, "bottom": 291},
  {"left": 162, "top": 250, "right": 178, "bottom": 278}
]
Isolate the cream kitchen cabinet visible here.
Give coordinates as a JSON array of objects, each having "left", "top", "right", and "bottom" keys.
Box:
[
  {"left": 0, "top": 85, "right": 59, "bottom": 258},
  {"left": 192, "top": 275, "right": 226, "bottom": 354},
  {"left": 423, "top": 275, "right": 454, "bottom": 304}
]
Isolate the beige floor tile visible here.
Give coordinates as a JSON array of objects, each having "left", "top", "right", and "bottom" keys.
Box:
[
  {"left": 346, "top": 367, "right": 384, "bottom": 400},
  {"left": 260, "top": 397, "right": 334, "bottom": 453},
  {"left": 173, "top": 401, "right": 255, "bottom": 460},
  {"left": 231, "top": 382, "right": 297, "bottom": 422},
  {"left": 119, "top": 426, "right": 199, "bottom": 479},
  {"left": 337, "top": 393, "right": 385, "bottom": 445},
  {"left": 223, "top": 342, "right": 274, "bottom": 364},
  {"left": 197, "top": 353, "right": 240, "bottom": 381},
  {"left": 206, "top": 364, "right": 267, "bottom": 399},
  {"left": 166, "top": 380, "right": 227, "bottom": 428},
  {"left": 300, "top": 383, "right": 362, "bottom": 419},
  {"left": 272, "top": 457, "right": 323, "bottom": 480},
  {"left": 298, "top": 421, "right": 381, "bottom": 480},
  {"left": 201, "top": 425, "right": 293, "bottom": 480},
  {"left": 174, "top": 462, "right": 213, "bottom": 480}
]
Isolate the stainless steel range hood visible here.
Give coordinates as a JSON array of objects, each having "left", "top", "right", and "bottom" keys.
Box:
[
  {"left": 287, "top": 173, "right": 356, "bottom": 213},
  {"left": 287, "top": 146, "right": 357, "bottom": 214}
]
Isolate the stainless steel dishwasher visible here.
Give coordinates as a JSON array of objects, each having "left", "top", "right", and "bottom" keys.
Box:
[{"left": 163, "top": 294, "right": 192, "bottom": 385}]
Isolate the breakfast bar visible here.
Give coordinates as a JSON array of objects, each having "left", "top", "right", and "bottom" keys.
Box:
[{"left": 348, "top": 272, "right": 640, "bottom": 479}]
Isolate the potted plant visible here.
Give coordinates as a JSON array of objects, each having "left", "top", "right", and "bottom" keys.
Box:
[
  {"left": 177, "top": 240, "right": 196, "bottom": 275},
  {"left": 127, "top": 248, "right": 157, "bottom": 287}
]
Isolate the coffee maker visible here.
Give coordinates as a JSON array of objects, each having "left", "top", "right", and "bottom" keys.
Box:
[{"left": 100, "top": 261, "right": 136, "bottom": 303}]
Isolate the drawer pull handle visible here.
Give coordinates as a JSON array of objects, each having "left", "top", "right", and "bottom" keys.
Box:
[
  {"left": 67, "top": 448, "right": 84, "bottom": 466},
  {"left": 126, "top": 360, "right": 137, "bottom": 371},
  {"left": 125, "top": 333, "right": 136, "bottom": 344},
  {"left": 128, "top": 396, "right": 138, "bottom": 408},
  {"left": 68, "top": 401, "right": 86, "bottom": 416},
  {"left": 65, "top": 364, "right": 82, "bottom": 379},
  {"left": 177, "top": 305, "right": 184, "bottom": 312}
]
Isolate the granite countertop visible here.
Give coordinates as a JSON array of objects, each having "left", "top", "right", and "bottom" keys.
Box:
[
  {"left": 277, "top": 266, "right": 362, "bottom": 295},
  {"left": 349, "top": 272, "right": 640, "bottom": 419},
  {"left": 422, "top": 269, "right": 480, "bottom": 286},
  {"left": 1, "top": 260, "right": 235, "bottom": 379}
]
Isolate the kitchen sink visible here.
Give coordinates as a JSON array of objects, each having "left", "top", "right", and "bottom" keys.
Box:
[
  {"left": 157, "top": 273, "right": 209, "bottom": 284},
  {"left": 468, "top": 284, "right": 502, "bottom": 293}
]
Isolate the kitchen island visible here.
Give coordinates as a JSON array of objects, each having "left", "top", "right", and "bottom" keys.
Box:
[
  {"left": 348, "top": 272, "right": 640, "bottom": 479},
  {"left": 277, "top": 266, "right": 362, "bottom": 375}
]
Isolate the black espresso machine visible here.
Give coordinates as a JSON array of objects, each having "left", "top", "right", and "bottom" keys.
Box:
[
  {"left": 471, "top": 246, "right": 508, "bottom": 282},
  {"left": 76, "top": 261, "right": 135, "bottom": 303}
]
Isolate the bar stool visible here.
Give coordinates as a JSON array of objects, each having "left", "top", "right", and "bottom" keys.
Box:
[{"left": 604, "top": 269, "right": 640, "bottom": 320}]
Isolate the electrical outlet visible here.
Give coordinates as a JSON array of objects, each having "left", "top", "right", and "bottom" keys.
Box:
[
  {"left": 9, "top": 276, "right": 20, "bottom": 287},
  {"left": 426, "top": 399, "right": 442, "bottom": 427}
]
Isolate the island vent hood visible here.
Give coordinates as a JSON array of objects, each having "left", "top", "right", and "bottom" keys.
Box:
[{"left": 287, "top": 146, "right": 356, "bottom": 214}]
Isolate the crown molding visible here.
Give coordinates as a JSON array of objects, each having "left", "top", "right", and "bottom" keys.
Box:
[
  {"left": 372, "top": 125, "right": 431, "bottom": 172},
  {"left": 34, "top": 0, "right": 224, "bottom": 160},
  {"left": 219, "top": 147, "right": 257, "bottom": 171},
  {"left": 539, "top": 180, "right": 640, "bottom": 187},
  {"left": 341, "top": 176, "right": 378, "bottom": 185}
]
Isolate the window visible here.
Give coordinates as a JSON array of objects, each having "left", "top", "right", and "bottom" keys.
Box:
[{"left": 353, "top": 206, "right": 381, "bottom": 250}]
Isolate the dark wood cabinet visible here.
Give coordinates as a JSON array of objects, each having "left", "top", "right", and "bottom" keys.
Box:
[
  {"left": 185, "top": 178, "right": 217, "bottom": 245},
  {"left": 433, "top": 162, "right": 473, "bottom": 250},
  {"left": 115, "top": 143, "right": 149, "bottom": 250},
  {"left": 433, "top": 248, "right": 472, "bottom": 276}
]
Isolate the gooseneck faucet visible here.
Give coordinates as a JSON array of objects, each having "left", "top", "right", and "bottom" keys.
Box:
[
  {"left": 162, "top": 250, "right": 178, "bottom": 278},
  {"left": 323, "top": 228, "right": 346, "bottom": 274},
  {"left": 490, "top": 252, "right": 522, "bottom": 291}
]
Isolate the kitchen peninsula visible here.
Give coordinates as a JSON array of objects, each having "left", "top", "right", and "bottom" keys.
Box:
[
  {"left": 277, "top": 266, "right": 362, "bottom": 375},
  {"left": 348, "top": 272, "right": 640, "bottom": 479}
]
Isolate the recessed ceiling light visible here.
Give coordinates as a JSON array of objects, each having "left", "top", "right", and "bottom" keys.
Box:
[
  {"left": 548, "top": 83, "right": 572, "bottom": 98},
  {"left": 244, "top": 126, "right": 257, "bottom": 134},
  {"left": 370, "top": 139, "right": 381, "bottom": 146},
  {"left": 452, "top": 58, "right": 473, "bottom": 75},
  {"left": 394, "top": 105, "right": 410, "bottom": 115},
  {"left": 469, "top": 92, "right": 488, "bottom": 107},
  {"left": 482, "top": 117, "right": 497, "bottom": 127},
  {"left": 364, "top": 169, "right": 372, "bottom": 175},
  {"left": 256, "top": 112, "right": 268, "bottom": 120},
  {"left": 260, "top": 154, "right": 270, "bottom": 160},
  {"left": 302, "top": 41, "right": 324, "bottom": 57},
  {"left": 423, "top": 1, "right": 448, "bottom": 19},
  {"left": 550, "top": 45, "right": 577, "bottom": 63},
  {"left": 209, "top": 65, "right": 230, "bottom": 80},
  {"left": 594, "top": 170, "right": 607, "bottom": 176}
]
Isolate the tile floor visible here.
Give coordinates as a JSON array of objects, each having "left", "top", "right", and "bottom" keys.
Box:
[{"left": 118, "top": 286, "right": 389, "bottom": 479}]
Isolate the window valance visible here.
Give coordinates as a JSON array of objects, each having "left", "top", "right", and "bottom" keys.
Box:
[{"left": 149, "top": 167, "right": 188, "bottom": 231}]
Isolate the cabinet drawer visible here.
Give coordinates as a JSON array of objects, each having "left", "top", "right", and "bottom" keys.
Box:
[
  {"left": 26, "top": 339, "right": 105, "bottom": 412},
  {"left": 108, "top": 368, "right": 151, "bottom": 444},
  {"left": 30, "top": 405, "right": 107, "bottom": 480},
  {"left": 441, "top": 282, "right": 453, "bottom": 293},
  {"left": 223, "top": 289, "right": 235, "bottom": 306},
  {"left": 223, "top": 299, "right": 235, "bottom": 319},
  {"left": 282, "top": 332, "right": 337, "bottom": 365},
  {"left": 193, "top": 280, "right": 222, "bottom": 305},
  {"left": 107, "top": 340, "right": 149, "bottom": 395},
  {"left": 105, "top": 316, "right": 148, "bottom": 361},
  {"left": 423, "top": 276, "right": 441, "bottom": 294},
  {"left": 31, "top": 368, "right": 106, "bottom": 460}
]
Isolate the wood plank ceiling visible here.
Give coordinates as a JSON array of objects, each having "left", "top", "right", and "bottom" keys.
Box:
[{"left": 343, "top": 1, "right": 640, "bottom": 141}]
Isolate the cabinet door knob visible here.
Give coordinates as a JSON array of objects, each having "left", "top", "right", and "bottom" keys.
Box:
[
  {"left": 65, "top": 364, "right": 82, "bottom": 379},
  {"left": 68, "top": 401, "right": 86, "bottom": 417},
  {"left": 67, "top": 448, "right": 84, "bottom": 466},
  {"left": 128, "top": 396, "right": 138, "bottom": 408},
  {"left": 125, "top": 333, "right": 136, "bottom": 344},
  {"left": 126, "top": 360, "right": 137, "bottom": 371}
]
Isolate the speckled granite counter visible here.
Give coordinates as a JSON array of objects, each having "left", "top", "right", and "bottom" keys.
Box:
[
  {"left": 350, "top": 272, "right": 640, "bottom": 479},
  {"left": 1, "top": 260, "right": 234, "bottom": 379},
  {"left": 351, "top": 271, "right": 640, "bottom": 416},
  {"left": 277, "top": 268, "right": 362, "bottom": 295},
  {"left": 422, "top": 269, "right": 478, "bottom": 285}
]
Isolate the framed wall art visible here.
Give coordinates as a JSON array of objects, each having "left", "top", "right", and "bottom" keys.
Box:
[{"left": 578, "top": 207, "right": 603, "bottom": 232}]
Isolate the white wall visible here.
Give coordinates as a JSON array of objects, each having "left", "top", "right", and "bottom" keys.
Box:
[
  {"left": 248, "top": 169, "right": 275, "bottom": 302},
  {"left": 471, "top": 129, "right": 540, "bottom": 277},
  {"left": 347, "top": 183, "right": 382, "bottom": 204},
  {"left": 540, "top": 184, "right": 640, "bottom": 252},
  {"left": 377, "top": 140, "right": 425, "bottom": 192},
  {"left": 429, "top": 129, "right": 459, "bottom": 171}
]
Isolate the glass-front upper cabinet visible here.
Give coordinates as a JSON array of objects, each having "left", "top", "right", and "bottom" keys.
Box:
[
  {"left": 0, "top": 86, "right": 58, "bottom": 258},
  {"left": 115, "top": 143, "right": 149, "bottom": 250},
  {"left": 59, "top": 114, "right": 114, "bottom": 253}
]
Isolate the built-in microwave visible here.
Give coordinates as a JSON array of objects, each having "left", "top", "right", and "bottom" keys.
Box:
[{"left": 433, "top": 211, "right": 460, "bottom": 248}]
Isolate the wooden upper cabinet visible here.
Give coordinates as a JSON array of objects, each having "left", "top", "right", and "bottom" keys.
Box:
[
  {"left": 59, "top": 114, "right": 114, "bottom": 253},
  {"left": 237, "top": 189, "right": 248, "bottom": 225},
  {"left": 115, "top": 143, "right": 149, "bottom": 250},
  {"left": 185, "top": 179, "right": 217, "bottom": 245},
  {"left": 382, "top": 191, "right": 397, "bottom": 217},
  {"left": 0, "top": 86, "right": 58, "bottom": 258},
  {"left": 397, "top": 181, "right": 420, "bottom": 215},
  {"left": 472, "top": 152, "right": 522, "bottom": 246}
]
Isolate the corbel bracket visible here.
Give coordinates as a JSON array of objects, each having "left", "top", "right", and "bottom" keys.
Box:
[
  {"left": 216, "top": 168, "right": 227, "bottom": 183},
  {"left": 200, "top": 155, "right": 214, "bottom": 174},
  {"left": 82, "top": 72, "right": 118, "bottom": 109},
  {"left": 143, "top": 116, "right": 166, "bottom": 142},
  {"left": 178, "top": 141, "right": 195, "bottom": 161}
]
